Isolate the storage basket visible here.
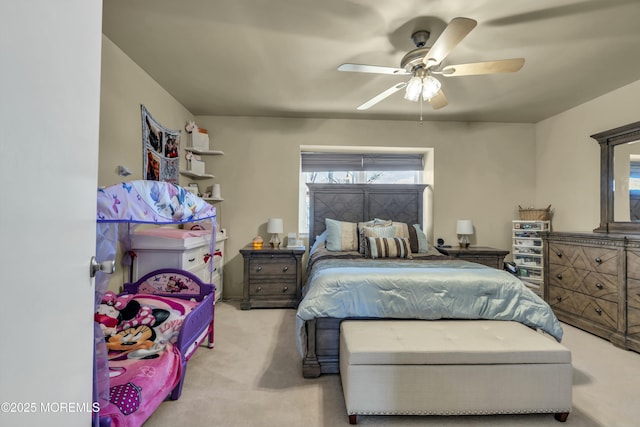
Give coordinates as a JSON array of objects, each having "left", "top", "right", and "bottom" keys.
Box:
[{"left": 518, "top": 205, "right": 552, "bottom": 221}]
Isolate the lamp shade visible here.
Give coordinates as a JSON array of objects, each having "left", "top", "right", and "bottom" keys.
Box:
[
  {"left": 456, "top": 220, "right": 474, "bottom": 235},
  {"left": 267, "top": 218, "right": 283, "bottom": 234}
]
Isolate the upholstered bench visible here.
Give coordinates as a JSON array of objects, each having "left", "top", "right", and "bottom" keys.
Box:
[{"left": 339, "top": 320, "right": 572, "bottom": 424}]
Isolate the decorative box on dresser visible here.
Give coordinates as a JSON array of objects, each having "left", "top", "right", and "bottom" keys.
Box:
[
  {"left": 543, "top": 232, "right": 627, "bottom": 349},
  {"left": 239, "top": 245, "right": 305, "bottom": 309}
]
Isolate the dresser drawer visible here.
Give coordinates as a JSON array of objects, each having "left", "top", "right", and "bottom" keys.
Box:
[
  {"left": 548, "top": 264, "right": 618, "bottom": 302},
  {"left": 547, "top": 242, "right": 619, "bottom": 275},
  {"left": 248, "top": 257, "right": 296, "bottom": 278},
  {"left": 627, "top": 250, "right": 640, "bottom": 280},
  {"left": 181, "top": 246, "right": 208, "bottom": 271},
  {"left": 548, "top": 285, "right": 617, "bottom": 330}
]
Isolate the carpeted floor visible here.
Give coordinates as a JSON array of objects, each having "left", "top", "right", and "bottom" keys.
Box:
[{"left": 143, "top": 301, "right": 640, "bottom": 427}]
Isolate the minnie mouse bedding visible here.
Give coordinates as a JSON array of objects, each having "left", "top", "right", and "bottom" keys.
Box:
[{"left": 96, "top": 270, "right": 214, "bottom": 427}]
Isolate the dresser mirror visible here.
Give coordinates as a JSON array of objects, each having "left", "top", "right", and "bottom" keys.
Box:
[{"left": 591, "top": 121, "right": 640, "bottom": 233}]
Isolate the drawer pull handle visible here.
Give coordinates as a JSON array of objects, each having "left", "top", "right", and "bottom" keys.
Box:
[
  {"left": 282, "top": 286, "right": 288, "bottom": 292},
  {"left": 256, "top": 286, "right": 262, "bottom": 293},
  {"left": 556, "top": 296, "right": 562, "bottom": 302},
  {"left": 283, "top": 266, "right": 288, "bottom": 272},
  {"left": 556, "top": 274, "right": 563, "bottom": 280},
  {"left": 555, "top": 252, "right": 562, "bottom": 258},
  {"left": 595, "top": 308, "right": 602, "bottom": 315},
  {"left": 256, "top": 266, "right": 262, "bottom": 272},
  {"left": 595, "top": 257, "right": 602, "bottom": 264},
  {"left": 595, "top": 283, "right": 604, "bottom": 290},
  {"left": 188, "top": 257, "right": 196, "bottom": 262}
]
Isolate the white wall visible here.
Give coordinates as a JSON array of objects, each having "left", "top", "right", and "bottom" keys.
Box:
[{"left": 535, "top": 79, "right": 640, "bottom": 231}]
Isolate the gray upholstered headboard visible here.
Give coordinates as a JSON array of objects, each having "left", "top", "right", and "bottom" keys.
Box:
[{"left": 307, "top": 183, "right": 428, "bottom": 246}]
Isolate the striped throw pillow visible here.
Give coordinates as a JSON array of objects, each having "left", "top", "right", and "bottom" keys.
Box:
[{"left": 367, "top": 237, "right": 412, "bottom": 259}]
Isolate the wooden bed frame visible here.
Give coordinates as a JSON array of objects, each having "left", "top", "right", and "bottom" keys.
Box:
[{"left": 303, "top": 183, "right": 428, "bottom": 378}]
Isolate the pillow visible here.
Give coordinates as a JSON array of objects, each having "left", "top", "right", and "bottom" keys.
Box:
[
  {"left": 412, "top": 224, "right": 430, "bottom": 253},
  {"left": 325, "top": 218, "right": 358, "bottom": 251},
  {"left": 367, "top": 237, "right": 412, "bottom": 259},
  {"left": 309, "top": 229, "right": 328, "bottom": 255},
  {"left": 362, "top": 225, "right": 397, "bottom": 257},
  {"left": 357, "top": 219, "right": 392, "bottom": 253}
]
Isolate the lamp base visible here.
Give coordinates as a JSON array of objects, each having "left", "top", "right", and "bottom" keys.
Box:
[
  {"left": 270, "top": 234, "right": 281, "bottom": 249},
  {"left": 459, "top": 242, "right": 470, "bottom": 248}
]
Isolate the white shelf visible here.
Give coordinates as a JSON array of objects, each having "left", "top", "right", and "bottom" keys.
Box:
[
  {"left": 185, "top": 147, "right": 224, "bottom": 156},
  {"left": 180, "top": 171, "right": 215, "bottom": 179},
  {"left": 203, "top": 197, "right": 224, "bottom": 202}
]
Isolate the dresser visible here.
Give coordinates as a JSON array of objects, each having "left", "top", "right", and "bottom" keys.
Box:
[
  {"left": 132, "top": 231, "right": 227, "bottom": 302},
  {"left": 436, "top": 246, "right": 509, "bottom": 269},
  {"left": 239, "top": 245, "right": 305, "bottom": 309},
  {"left": 543, "top": 232, "right": 634, "bottom": 350}
]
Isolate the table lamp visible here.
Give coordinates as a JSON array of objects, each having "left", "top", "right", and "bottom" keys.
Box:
[
  {"left": 267, "top": 218, "right": 283, "bottom": 248},
  {"left": 456, "top": 220, "right": 474, "bottom": 248}
]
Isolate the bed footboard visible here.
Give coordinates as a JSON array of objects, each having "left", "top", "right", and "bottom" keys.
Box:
[{"left": 122, "top": 268, "right": 216, "bottom": 399}]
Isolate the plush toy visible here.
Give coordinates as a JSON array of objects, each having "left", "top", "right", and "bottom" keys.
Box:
[{"left": 95, "top": 292, "right": 132, "bottom": 336}]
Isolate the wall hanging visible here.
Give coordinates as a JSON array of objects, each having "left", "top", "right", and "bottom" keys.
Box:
[{"left": 141, "top": 105, "right": 181, "bottom": 183}]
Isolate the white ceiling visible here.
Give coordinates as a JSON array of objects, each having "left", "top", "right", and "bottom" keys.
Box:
[{"left": 102, "top": 0, "right": 640, "bottom": 123}]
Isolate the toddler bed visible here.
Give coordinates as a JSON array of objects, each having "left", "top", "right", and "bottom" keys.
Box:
[
  {"left": 96, "top": 268, "right": 215, "bottom": 426},
  {"left": 95, "top": 180, "right": 218, "bottom": 427}
]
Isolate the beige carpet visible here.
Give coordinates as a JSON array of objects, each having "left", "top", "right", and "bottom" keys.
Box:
[{"left": 143, "top": 301, "right": 640, "bottom": 427}]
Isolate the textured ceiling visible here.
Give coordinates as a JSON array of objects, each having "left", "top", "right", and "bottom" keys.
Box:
[{"left": 102, "top": 0, "right": 640, "bottom": 123}]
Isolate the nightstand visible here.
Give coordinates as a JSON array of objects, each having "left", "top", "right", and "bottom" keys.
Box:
[
  {"left": 239, "top": 245, "right": 305, "bottom": 309},
  {"left": 436, "top": 246, "right": 509, "bottom": 269}
]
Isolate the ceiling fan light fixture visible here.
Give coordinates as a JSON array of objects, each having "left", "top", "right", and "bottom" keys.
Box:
[
  {"left": 421, "top": 76, "right": 441, "bottom": 101},
  {"left": 404, "top": 76, "right": 423, "bottom": 102},
  {"left": 404, "top": 75, "right": 441, "bottom": 102}
]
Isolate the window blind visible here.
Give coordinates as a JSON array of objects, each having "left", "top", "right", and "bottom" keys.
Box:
[{"left": 301, "top": 152, "right": 423, "bottom": 172}]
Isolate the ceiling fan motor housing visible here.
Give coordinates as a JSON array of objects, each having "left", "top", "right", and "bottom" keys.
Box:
[{"left": 401, "top": 47, "right": 430, "bottom": 73}]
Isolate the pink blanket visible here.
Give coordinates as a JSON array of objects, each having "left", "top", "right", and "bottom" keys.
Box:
[
  {"left": 97, "top": 294, "right": 199, "bottom": 426},
  {"left": 100, "top": 342, "right": 182, "bottom": 427}
]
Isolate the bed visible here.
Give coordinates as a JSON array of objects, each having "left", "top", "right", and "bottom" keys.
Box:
[
  {"left": 297, "top": 183, "right": 563, "bottom": 378},
  {"left": 94, "top": 181, "right": 218, "bottom": 427}
]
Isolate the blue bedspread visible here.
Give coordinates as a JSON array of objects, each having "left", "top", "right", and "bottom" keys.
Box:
[{"left": 296, "top": 249, "right": 563, "bottom": 356}]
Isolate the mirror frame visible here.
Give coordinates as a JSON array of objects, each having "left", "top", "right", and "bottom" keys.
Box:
[{"left": 591, "top": 120, "right": 640, "bottom": 233}]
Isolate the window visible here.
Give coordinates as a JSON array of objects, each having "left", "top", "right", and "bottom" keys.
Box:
[{"left": 298, "top": 151, "right": 426, "bottom": 234}]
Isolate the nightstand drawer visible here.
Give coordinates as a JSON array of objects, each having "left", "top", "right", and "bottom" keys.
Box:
[
  {"left": 248, "top": 258, "right": 296, "bottom": 277},
  {"left": 249, "top": 282, "right": 296, "bottom": 296}
]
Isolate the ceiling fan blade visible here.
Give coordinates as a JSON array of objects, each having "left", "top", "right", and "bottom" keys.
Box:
[
  {"left": 428, "top": 90, "right": 448, "bottom": 110},
  {"left": 423, "top": 17, "right": 477, "bottom": 67},
  {"left": 357, "top": 82, "right": 407, "bottom": 110},
  {"left": 440, "top": 58, "right": 525, "bottom": 76},
  {"left": 338, "top": 63, "right": 410, "bottom": 75}
]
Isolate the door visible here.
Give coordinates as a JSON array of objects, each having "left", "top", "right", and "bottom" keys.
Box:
[{"left": 0, "top": 2, "right": 102, "bottom": 427}]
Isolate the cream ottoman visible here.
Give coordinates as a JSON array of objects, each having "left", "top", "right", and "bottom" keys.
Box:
[{"left": 340, "top": 320, "right": 572, "bottom": 424}]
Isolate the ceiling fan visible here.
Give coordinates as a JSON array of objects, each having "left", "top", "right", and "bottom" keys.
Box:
[{"left": 338, "top": 17, "right": 525, "bottom": 111}]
